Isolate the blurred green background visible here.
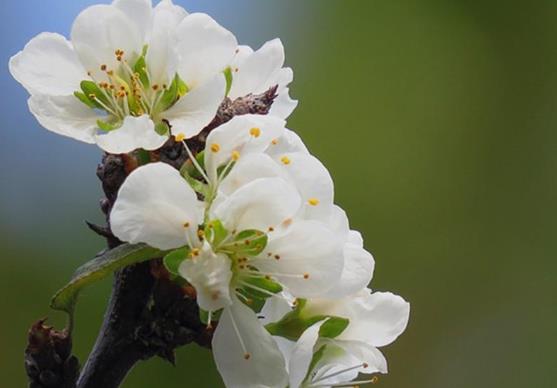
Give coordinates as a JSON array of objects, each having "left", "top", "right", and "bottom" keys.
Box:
[{"left": 1, "top": 0, "right": 556, "bottom": 387}]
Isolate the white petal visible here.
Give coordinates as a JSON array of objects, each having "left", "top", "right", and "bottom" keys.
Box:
[
  {"left": 71, "top": 5, "right": 143, "bottom": 79},
  {"left": 313, "top": 340, "right": 387, "bottom": 385},
  {"left": 9, "top": 33, "right": 86, "bottom": 96},
  {"left": 327, "top": 205, "right": 350, "bottom": 238},
  {"left": 289, "top": 320, "right": 327, "bottom": 388},
  {"left": 275, "top": 152, "right": 334, "bottom": 221},
  {"left": 145, "top": 0, "right": 188, "bottom": 85},
  {"left": 229, "top": 38, "right": 285, "bottom": 98},
  {"left": 179, "top": 244, "right": 233, "bottom": 311},
  {"left": 164, "top": 74, "right": 225, "bottom": 138},
  {"left": 175, "top": 13, "right": 237, "bottom": 89},
  {"left": 204, "top": 114, "right": 285, "bottom": 185},
  {"left": 153, "top": 0, "right": 188, "bottom": 24},
  {"left": 28, "top": 94, "right": 98, "bottom": 144},
  {"left": 219, "top": 153, "right": 287, "bottom": 196},
  {"left": 110, "top": 162, "right": 203, "bottom": 250},
  {"left": 326, "top": 243, "right": 375, "bottom": 298},
  {"left": 253, "top": 220, "right": 343, "bottom": 297},
  {"left": 94, "top": 115, "right": 167, "bottom": 154},
  {"left": 269, "top": 86, "right": 298, "bottom": 119},
  {"left": 339, "top": 290, "right": 411, "bottom": 348},
  {"left": 266, "top": 129, "right": 309, "bottom": 156},
  {"left": 260, "top": 295, "right": 293, "bottom": 325},
  {"left": 230, "top": 45, "right": 254, "bottom": 68},
  {"left": 212, "top": 177, "right": 301, "bottom": 232},
  {"left": 213, "top": 300, "right": 288, "bottom": 388},
  {"left": 112, "top": 0, "right": 153, "bottom": 40}
]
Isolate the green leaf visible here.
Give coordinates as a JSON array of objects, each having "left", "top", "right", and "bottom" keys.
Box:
[
  {"left": 222, "top": 230, "right": 268, "bottom": 256},
  {"left": 74, "top": 91, "right": 97, "bottom": 109},
  {"left": 135, "top": 149, "right": 151, "bottom": 165},
  {"left": 224, "top": 67, "right": 233, "bottom": 96},
  {"left": 51, "top": 243, "right": 166, "bottom": 316},
  {"left": 265, "top": 299, "right": 349, "bottom": 341},
  {"left": 97, "top": 118, "right": 122, "bottom": 132},
  {"left": 163, "top": 246, "right": 191, "bottom": 275},
  {"left": 158, "top": 74, "right": 189, "bottom": 112},
  {"left": 319, "top": 317, "right": 349, "bottom": 338},
  {"left": 305, "top": 344, "right": 328, "bottom": 382},
  {"left": 204, "top": 219, "right": 229, "bottom": 247},
  {"left": 242, "top": 276, "right": 283, "bottom": 299},
  {"left": 81, "top": 80, "right": 110, "bottom": 107},
  {"left": 179, "top": 150, "right": 206, "bottom": 180},
  {"left": 154, "top": 121, "right": 170, "bottom": 136},
  {"left": 133, "top": 54, "right": 149, "bottom": 88},
  {"left": 181, "top": 170, "right": 208, "bottom": 196}
]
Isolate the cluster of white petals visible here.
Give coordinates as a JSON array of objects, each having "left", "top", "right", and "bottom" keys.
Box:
[
  {"left": 11, "top": 1, "right": 408, "bottom": 387},
  {"left": 10, "top": 0, "right": 296, "bottom": 153}
]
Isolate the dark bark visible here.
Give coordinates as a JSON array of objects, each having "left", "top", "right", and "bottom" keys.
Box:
[{"left": 25, "top": 86, "right": 278, "bottom": 388}]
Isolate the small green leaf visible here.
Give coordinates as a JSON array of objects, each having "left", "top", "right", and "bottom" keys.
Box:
[
  {"left": 135, "top": 149, "right": 151, "bottom": 165},
  {"left": 163, "top": 246, "right": 191, "bottom": 275},
  {"left": 81, "top": 80, "right": 110, "bottom": 107},
  {"left": 51, "top": 243, "right": 166, "bottom": 316},
  {"left": 74, "top": 91, "right": 97, "bottom": 109},
  {"left": 133, "top": 55, "right": 149, "bottom": 88},
  {"left": 265, "top": 299, "right": 349, "bottom": 341},
  {"left": 158, "top": 74, "right": 189, "bottom": 112},
  {"left": 204, "top": 219, "right": 229, "bottom": 247},
  {"left": 179, "top": 150, "right": 206, "bottom": 180},
  {"left": 242, "top": 276, "right": 283, "bottom": 299},
  {"left": 223, "top": 67, "right": 233, "bottom": 96},
  {"left": 222, "top": 230, "right": 268, "bottom": 256},
  {"left": 154, "top": 121, "right": 170, "bottom": 136},
  {"left": 319, "top": 317, "right": 349, "bottom": 338},
  {"left": 97, "top": 119, "right": 122, "bottom": 132}
]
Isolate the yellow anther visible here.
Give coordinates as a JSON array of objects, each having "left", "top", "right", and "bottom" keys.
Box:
[
  {"left": 191, "top": 248, "right": 200, "bottom": 257},
  {"left": 249, "top": 127, "right": 261, "bottom": 138},
  {"left": 271, "top": 138, "right": 279, "bottom": 145},
  {"left": 371, "top": 376, "right": 379, "bottom": 384},
  {"left": 175, "top": 133, "right": 186, "bottom": 142},
  {"left": 183, "top": 222, "right": 190, "bottom": 228},
  {"left": 231, "top": 150, "right": 240, "bottom": 161},
  {"left": 107, "top": 70, "right": 114, "bottom": 76},
  {"left": 280, "top": 156, "right": 291, "bottom": 165},
  {"left": 308, "top": 198, "right": 320, "bottom": 206},
  {"left": 210, "top": 143, "right": 221, "bottom": 153}
]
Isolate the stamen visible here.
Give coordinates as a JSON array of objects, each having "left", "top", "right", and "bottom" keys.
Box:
[
  {"left": 271, "top": 138, "right": 279, "bottom": 145},
  {"left": 280, "top": 156, "right": 291, "bottom": 165},
  {"left": 183, "top": 222, "right": 190, "bottom": 228},
  {"left": 249, "top": 127, "right": 261, "bottom": 138},
  {"left": 175, "top": 133, "right": 186, "bottom": 142},
  {"left": 231, "top": 150, "right": 240, "bottom": 161},
  {"left": 210, "top": 143, "right": 221, "bottom": 153},
  {"left": 311, "top": 362, "right": 370, "bottom": 385},
  {"left": 181, "top": 140, "right": 210, "bottom": 183},
  {"left": 308, "top": 198, "right": 320, "bottom": 206},
  {"left": 238, "top": 281, "right": 279, "bottom": 298},
  {"left": 226, "top": 308, "right": 250, "bottom": 361}
]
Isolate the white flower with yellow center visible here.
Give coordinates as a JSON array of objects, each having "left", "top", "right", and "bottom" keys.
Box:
[
  {"left": 110, "top": 114, "right": 346, "bottom": 387},
  {"left": 9, "top": 0, "right": 237, "bottom": 153},
  {"left": 263, "top": 289, "right": 410, "bottom": 388}
]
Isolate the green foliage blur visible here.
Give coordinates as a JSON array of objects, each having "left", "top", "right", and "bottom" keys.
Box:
[{"left": 1, "top": 1, "right": 556, "bottom": 387}]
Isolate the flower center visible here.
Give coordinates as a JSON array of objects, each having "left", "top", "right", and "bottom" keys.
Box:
[{"left": 74, "top": 46, "right": 188, "bottom": 132}]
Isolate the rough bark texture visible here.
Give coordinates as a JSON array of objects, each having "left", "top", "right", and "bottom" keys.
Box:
[{"left": 24, "top": 86, "right": 278, "bottom": 388}]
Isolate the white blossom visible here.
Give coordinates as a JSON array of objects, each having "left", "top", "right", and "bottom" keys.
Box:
[
  {"left": 110, "top": 115, "right": 347, "bottom": 387},
  {"left": 10, "top": 0, "right": 236, "bottom": 153}
]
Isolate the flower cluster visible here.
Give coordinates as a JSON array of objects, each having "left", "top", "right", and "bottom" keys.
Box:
[{"left": 11, "top": 1, "right": 409, "bottom": 387}]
